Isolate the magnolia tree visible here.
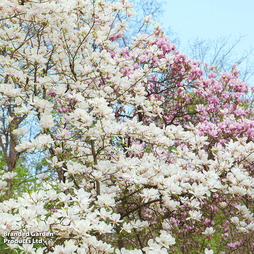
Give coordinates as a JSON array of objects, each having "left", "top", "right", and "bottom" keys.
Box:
[{"left": 0, "top": 0, "right": 254, "bottom": 253}]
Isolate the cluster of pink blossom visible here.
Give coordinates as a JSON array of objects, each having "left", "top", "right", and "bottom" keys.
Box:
[{"left": 0, "top": 0, "right": 254, "bottom": 253}]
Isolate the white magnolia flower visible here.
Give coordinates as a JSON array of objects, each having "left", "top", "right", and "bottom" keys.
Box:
[
  {"left": 122, "top": 222, "right": 132, "bottom": 233},
  {"left": 143, "top": 239, "right": 161, "bottom": 254},
  {"left": 231, "top": 216, "right": 240, "bottom": 225},
  {"left": 96, "top": 221, "right": 113, "bottom": 234},
  {"left": 58, "top": 180, "right": 74, "bottom": 191},
  {"left": 205, "top": 248, "right": 213, "bottom": 254},
  {"left": 141, "top": 188, "right": 160, "bottom": 203},
  {"left": 2, "top": 172, "right": 17, "bottom": 180},
  {"left": 202, "top": 227, "right": 215, "bottom": 236},
  {"left": 12, "top": 127, "right": 28, "bottom": 136},
  {"left": 40, "top": 113, "right": 54, "bottom": 128},
  {"left": 98, "top": 194, "right": 115, "bottom": 207},
  {"left": 19, "top": 244, "right": 35, "bottom": 254},
  {"left": 187, "top": 210, "right": 202, "bottom": 221},
  {"left": 155, "top": 230, "right": 175, "bottom": 247},
  {"left": 0, "top": 180, "right": 7, "bottom": 191},
  {"left": 38, "top": 173, "right": 49, "bottom": 180},
  {"left": 164, "top": 198, "right": 179, "bottom": 211}
]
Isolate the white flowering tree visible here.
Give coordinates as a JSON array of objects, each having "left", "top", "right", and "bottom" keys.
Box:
[{"left": 0, "top": 0, "right": 254, "bottom": 253}]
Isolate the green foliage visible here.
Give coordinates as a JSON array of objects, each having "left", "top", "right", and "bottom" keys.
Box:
[
  {"left": 0, "top": 150, "right": 7, "bottom": 170},
  {"left": 0, "top": 150, "right": 49, "bottom": 199},
  {"left": 0, "top": 237, "right": 22, "bottom": 254},
  {"left": 0, "top": 151, "right": 50, "bottom": 252}
]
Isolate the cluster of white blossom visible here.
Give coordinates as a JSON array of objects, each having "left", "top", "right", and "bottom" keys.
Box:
[{"left": 0, "top": 0, "right": 254, "bottom": 253}]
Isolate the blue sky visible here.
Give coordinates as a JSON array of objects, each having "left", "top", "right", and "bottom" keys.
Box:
[
  {"left": 162, "top": 0, "right": 254, "bottom": 49},
  {"left": 160, "top": 0, "right": 254, "bottom": 80}
]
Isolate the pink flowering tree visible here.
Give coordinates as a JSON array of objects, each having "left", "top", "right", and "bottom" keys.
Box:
[{"left": 0, "top": 0, "right": 254, "bottom": 254}]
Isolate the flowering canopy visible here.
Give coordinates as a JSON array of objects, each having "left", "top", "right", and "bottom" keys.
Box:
[{"left": 0, "top": 0, "right": 254, "bottom": 253}]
